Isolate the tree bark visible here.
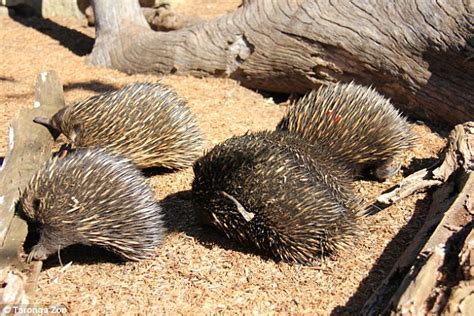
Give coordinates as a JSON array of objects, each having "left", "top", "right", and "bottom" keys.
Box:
[
  {"left": 0, "top": 70, "right": 65, "bottom": 307},
  {"left": 0, "top": 71, "right": 65, "bottom": 246},
  {"left": 86, "top": 0, "right": 150, "bottom": 67},
  {"left": 86, "top": 0, "right": 474, "bottom": 126},
  {"left": 362, "top": 122, "right": 474, "bottom": 315},
  {"left": 374, "top": 121, "right": 474, "bottom": 209}
]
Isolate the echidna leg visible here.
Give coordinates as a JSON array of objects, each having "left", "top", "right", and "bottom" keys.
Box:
[
  {"left": 373, "top": 158, "right": 401, "bottom": 181},
  {"left": 57, "top": 143, "right": 74, "bottom": 158},
  {"left": 27, "top": 243, "right": 51, "bottom": 262},
  {"left": 27, "top": 229, "right": 65, "bottom": 262}
]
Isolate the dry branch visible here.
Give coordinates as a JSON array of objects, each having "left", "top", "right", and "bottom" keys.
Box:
[
  {"left": 376, "top": 168, "right": 442, "bottom": 206},
  {"left": 377, "top": 122, "right": 474, "bottom": 208},
  {"left": 363, "top": 122, "right": 474, "bottom": 315},
  {"left": 0, "top": 71, "right": 65, "bottom": 307}
]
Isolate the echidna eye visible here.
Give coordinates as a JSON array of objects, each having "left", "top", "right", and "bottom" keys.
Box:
[{"left": 32, "top": 198, "right": 41, "bottom": 211}]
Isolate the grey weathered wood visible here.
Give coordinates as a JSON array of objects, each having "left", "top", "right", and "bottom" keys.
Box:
[
  {"left": 387, "top": 174, "right": 473, "bottom": 314},
  {"left": 362, "top": 122, "right": 474, "bottom": 315},
  {"left": 442, "top": 229, "right": 474, "bottom": 315},
  {"left": 0, "top": 71, "right": 64, "bottom": 303},
  {"left": 375, "top": 168, "right": 442, "bottom": 206},
  {"left": 0, "top": 70, "right": 64, "bottom": 247},
  {"left": 376, "top": 122, "right": 474, "bottom": 207},
  {"left": 86, "top": 0, "right": 474, "bottom": 126},
  {"left": 86, "top": 0, "right": 149, "bottom": 67}
]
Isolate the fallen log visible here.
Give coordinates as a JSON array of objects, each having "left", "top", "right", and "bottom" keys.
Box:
[
  {"left": 86, "top": 0, "right": 474, "bottom": 126},
  {"left": 362, "top": 122, "right": 474, "bottom": 315},
  {"left": 0, "top": 71, "right": 64, "bottom": 308}
]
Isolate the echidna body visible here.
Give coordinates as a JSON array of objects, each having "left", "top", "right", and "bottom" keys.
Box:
[
  {"left": 192, "top": 131, "right": 362, "bottom": 264},
  {"left": 20, "top": 148, "right": 164, "bottom": 261},
  {"left": 277, "top": 83, "right": 416, "bottom": 180},
  {"left": 35, "top": 82, "right": 203, "bottom": 169}
]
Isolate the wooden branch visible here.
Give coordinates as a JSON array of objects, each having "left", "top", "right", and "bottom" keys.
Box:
[
  {"left": 376, "top": 122, "right": 474, "bottom": 208},
  {"left": 376, "top": 168, "right": 442, "bottom": 206},
  {"left": 388, "top": 175, "right": 473, "bottom": 314},
  {"left": 362, "top": 122, "right": 474, "bottom": 315},
  {"left": 442, "top": 229, "right": 474, "bottom": 314},
  {"left": 86, "top": 0, "right": 474, "bottom": 126},
  {"left": 433, "top": 123, "right": 474, "bottom": 180},
  {"left": 0, "top": 71, "right": 65, "bottom": 304}
]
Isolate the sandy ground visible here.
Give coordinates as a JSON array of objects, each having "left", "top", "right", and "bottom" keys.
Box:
[{"left": 0, "top": 1, "right": 448, "bottom": 314}]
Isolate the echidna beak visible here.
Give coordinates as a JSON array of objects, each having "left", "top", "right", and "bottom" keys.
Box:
[
  {"left": 33, "top": 116, "right": 50, "bottom": 126},
  {"left": 33, "top": 116, "right": 61, "bottom": 139}
]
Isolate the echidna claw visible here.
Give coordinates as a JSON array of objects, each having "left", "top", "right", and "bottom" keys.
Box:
[
  {"left": 27, "top": 244, "right": 48, "bottom": 263},
  {"left": 27, "top": 251, "right": 35, "bottom": 264},
  {"left": 57, "top": 143, "right": 74, "bottom": 158}
]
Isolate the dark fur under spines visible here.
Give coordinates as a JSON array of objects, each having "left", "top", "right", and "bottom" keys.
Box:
[
  {"left": 20, "top": 148, "right": 164, "bottom": 262},
  {"left": 38, "top": 82, "right": 203, "bottom": 169},
  {"left": 192, "top": 131, "right": 363, "bottom": 264},
  {"left": 277, "top": 82, "right": 416, "bottom": 180}
]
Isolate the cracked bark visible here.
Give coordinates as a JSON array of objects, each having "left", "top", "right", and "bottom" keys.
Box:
[
  {"left": 0, "top": 71, "right": 64, "bottom": 306},
  {"left": 87, "top": 0, "right": 473, "bottom": 126},
  {"left": 362, "top": 122, "right": 474, "bottom": 315}
]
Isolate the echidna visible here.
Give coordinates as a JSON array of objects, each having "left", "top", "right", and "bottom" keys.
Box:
[
  {"left": 277, "top": 83, "right": 416, "bottom": 180},
  {"left": 192, "top": 131, "right": 363, "bottom": 264},
  {"left": 20, "top": 148, "right": 164, "bottom": 262},
  {"left": 34, "top": 82, "right": 203, "bottom": 169}
]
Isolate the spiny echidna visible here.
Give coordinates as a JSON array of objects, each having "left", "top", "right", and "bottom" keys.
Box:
[
  {"left": 192, "top": 131, "right": 363, "bottom": 264},
  {"left": 34, "top": 82, "right": 203, "bottom": 169},
  {"left": 20, "top": 148, "right": 164, "bottom": 262},
  {"left": 277, "top": 82, "right": 416, "bottom": 180}
]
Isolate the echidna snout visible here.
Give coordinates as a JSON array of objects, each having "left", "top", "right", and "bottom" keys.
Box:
[
  {"left": 373, "top": 158, "right": 402, "bottom": 181},
  {"left": 32, "top": 110, "right": 67, "bottom": 140}
]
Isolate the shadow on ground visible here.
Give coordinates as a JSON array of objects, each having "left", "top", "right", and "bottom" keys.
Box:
[
  {"left": 142, "top": 166, "right": 177, "bottom": 178},
  {"left": 64, "top": 81, "right": 118, "bottom": 94},
  {"left": 0, "top": 76, "right": 16, "bottom": 82},
  {"left": 11, "top": 15, "right": 94, "bottom": 56},
  {"left": 160, "top": 190, "right": 268, "bottom": 260},
  {"left": 330, "top": 148, "right": 450, "bottom": 313},
  {"left": 331, "top": 192, "right": 434, "bottom": 315},
  {"left": 40, "top": 245, "right": 124, "bottom": 268}
]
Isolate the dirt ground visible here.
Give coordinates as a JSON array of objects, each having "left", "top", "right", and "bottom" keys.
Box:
[{"left": 0, "top": 1, "right": 448, "bottom": 314}]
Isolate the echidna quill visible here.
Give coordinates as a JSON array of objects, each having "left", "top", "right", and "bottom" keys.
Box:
[
  {"left": 20, "top": 148, "right": 164, "bottom": 262},
  {"left": 34, "top": 82, "right": 203, "bottom": 169},
  {"left": 277, "top": 82, "right": 416, "bottom": 180},
  {"left": 192, "top": 131, "right": 363, "bottom": 264}
]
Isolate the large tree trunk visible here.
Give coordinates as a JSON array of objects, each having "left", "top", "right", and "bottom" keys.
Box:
[
  {"left": 86, "top": 0, "right": 150, "bottom": 67},
  {"left": 86, "top": 0, "right": 474, "bottom": 126}
]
